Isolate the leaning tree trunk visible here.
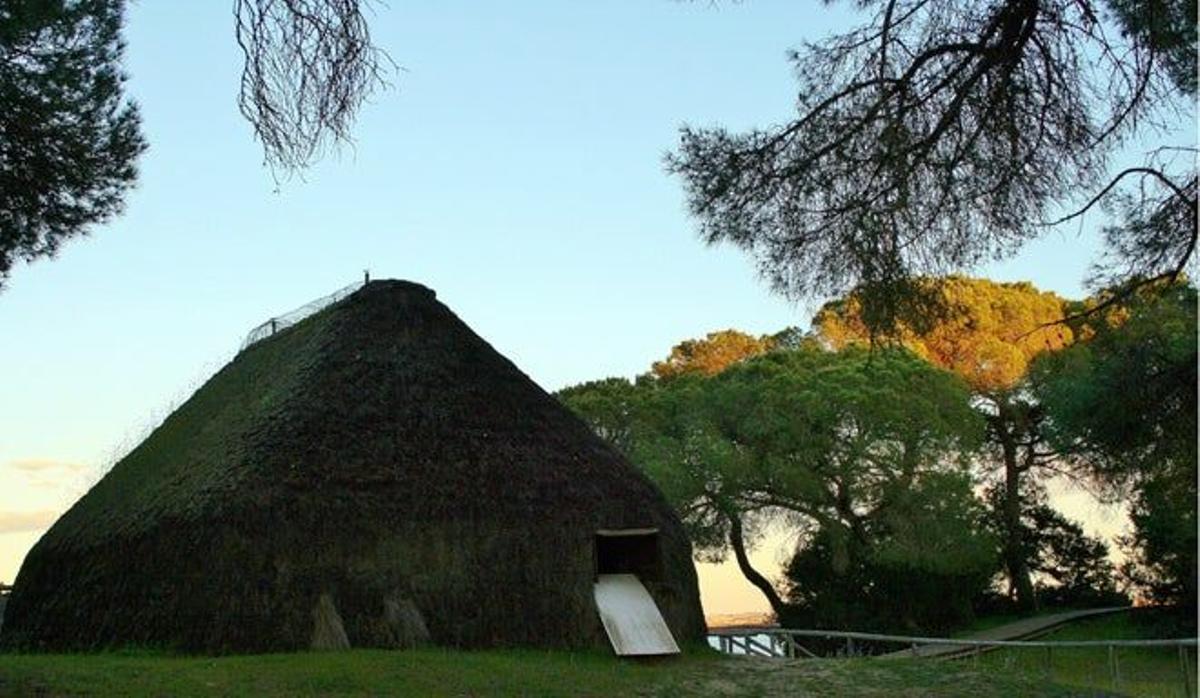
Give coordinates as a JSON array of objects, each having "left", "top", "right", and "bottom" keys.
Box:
[
  {"left": 1000, "top": 430, "right": 1038, "bottom": 611},
  {"left": 727, "top": 512, "right": 787, "bottom": 617}
]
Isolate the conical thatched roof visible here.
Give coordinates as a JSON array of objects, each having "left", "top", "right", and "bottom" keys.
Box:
[{"left": 4, "top": 281, "right": 704, "bottom": 652}]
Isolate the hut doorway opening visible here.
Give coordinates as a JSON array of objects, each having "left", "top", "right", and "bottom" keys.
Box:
[
  {"left": 592, "top": 528, "right": 679, "bottom": 656},
  {"left": 595, "top": 529, "right": 661, "bottom": 582}
]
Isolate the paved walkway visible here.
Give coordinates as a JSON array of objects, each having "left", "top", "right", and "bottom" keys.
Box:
[{"left": 888, "top": 606, "right": 1131, "bottom": 658}]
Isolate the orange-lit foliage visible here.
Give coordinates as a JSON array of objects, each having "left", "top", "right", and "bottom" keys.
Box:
[
  {"left": 814, "top": 277, "right": 1073, "bottom": 393},
  {"left": 651, "top": 330, "right": 775, "bottom": 379}
]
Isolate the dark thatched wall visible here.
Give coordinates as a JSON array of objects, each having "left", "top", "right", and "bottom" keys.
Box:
[{"left": 3, "top": 281, "right": 705, "bottom": 653}]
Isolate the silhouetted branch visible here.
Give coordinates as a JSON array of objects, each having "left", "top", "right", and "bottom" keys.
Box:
[
  {"left": 1047, "top": 166, "right": 1196, "bottom": 227},
  {"left": 234, "top": 0, "right": 393, "bottom": 177},
  {"left": 669, "top": 0, "right": 1190, "bottom": 335}
]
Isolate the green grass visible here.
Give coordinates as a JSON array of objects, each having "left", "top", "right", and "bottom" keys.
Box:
[
  {"left": 973, "top": 609, "right": 1196, "bottom": 698},
  {"left": 4, "top": 609, "right": 1189, "bottom": 696},
  {"left": 0, "top": 646, "right": 1086, "bottom": 697}
]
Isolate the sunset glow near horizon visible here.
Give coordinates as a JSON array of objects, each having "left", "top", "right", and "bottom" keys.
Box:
[{"left": 0, "top": 1, "right": 1188, "bottom": 620}]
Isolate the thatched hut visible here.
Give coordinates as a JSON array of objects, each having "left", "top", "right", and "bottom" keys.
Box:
[{"left": 3, "top": 280, "right": 705, "bottom": 653}]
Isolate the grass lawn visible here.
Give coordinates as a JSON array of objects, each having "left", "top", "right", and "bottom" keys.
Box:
[
  {"left": 972, "top": 609, "right": 1196, "bottom": 698},
  {"left": 0, "top": 646, "right": 1086, "bottom": 697}
]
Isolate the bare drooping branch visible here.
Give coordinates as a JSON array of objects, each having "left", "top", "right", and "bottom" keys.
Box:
[{"left": 234, "top": 0, "right": 392, "bottom": 176}]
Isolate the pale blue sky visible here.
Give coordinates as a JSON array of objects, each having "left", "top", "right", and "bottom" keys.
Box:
[{"left": 0, "top": 2, "right": 1188, "bottom": 610}]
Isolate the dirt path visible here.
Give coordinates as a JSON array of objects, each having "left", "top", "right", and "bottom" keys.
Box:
[{"left": 885, "top": 606, "right": 1131, "bottom": 659}]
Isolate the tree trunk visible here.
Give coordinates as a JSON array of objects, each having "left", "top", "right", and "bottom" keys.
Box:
[
  {"left": 1000, "top": 429, "right": 1038, "bottom": 611},
  {"left": 727, "top": 513, "right": 787, "bottom": 617}
]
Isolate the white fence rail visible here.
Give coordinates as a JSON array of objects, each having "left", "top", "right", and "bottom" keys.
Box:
[{"left": 710, "top": 626, "right": 1199, "bottom": 651}]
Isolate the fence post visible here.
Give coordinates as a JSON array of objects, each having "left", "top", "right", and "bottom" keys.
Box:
[
  {"left": 1108, "top": 644, "right": 1119, "bottom": 692},
  {"left": 1180, "top": 645, "right": 1193, "bottom": 698},
  {"left": 1044, "top": 646, "right": 1052, "bottom": 679}
]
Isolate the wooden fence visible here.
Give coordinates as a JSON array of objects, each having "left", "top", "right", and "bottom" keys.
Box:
[{"left": 708, "top": 627, "right": 1197, "bottom": 695}]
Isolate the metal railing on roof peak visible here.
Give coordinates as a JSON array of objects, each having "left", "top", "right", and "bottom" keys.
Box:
[{"left": 240, "top": 278, "right": 366, "bottom": 351}]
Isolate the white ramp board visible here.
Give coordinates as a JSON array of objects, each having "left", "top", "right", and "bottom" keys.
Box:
[{"left": 593, "top": 573, "right": 680, "bottom": 656}]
